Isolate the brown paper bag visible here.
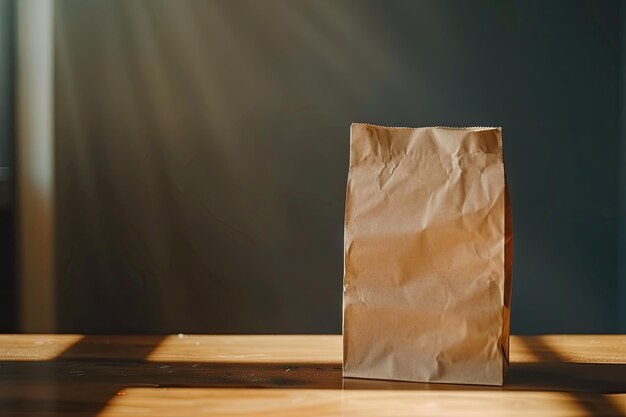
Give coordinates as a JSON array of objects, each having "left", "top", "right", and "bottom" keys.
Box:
[{"left": 343, "top": 123, "right": 512, "bottom": 386}]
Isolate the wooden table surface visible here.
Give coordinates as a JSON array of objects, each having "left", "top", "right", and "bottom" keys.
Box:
[{"left": 0, "top": 335, "right": 624, "bottom": 416}]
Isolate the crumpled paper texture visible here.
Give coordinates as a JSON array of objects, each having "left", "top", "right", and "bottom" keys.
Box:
[{"left": 343, "top": 124, "right": 512, "bottom": 386}]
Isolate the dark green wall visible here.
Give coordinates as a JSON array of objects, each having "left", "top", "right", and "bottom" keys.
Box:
[{"left": 54, "top": 0, "right": 622, "bottom": 334}]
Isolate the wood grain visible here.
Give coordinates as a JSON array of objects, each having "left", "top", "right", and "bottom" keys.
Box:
[{"left": 0, "top": 335, "right": 624, "bottom": 416}]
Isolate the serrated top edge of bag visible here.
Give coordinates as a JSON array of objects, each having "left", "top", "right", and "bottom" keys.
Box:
[{"left": 351, "top": 122, "right": 501, "bottom": 131}]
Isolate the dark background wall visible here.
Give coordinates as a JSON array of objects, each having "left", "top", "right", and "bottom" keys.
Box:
[
  {"left": 0, "top": 0, "right": 15, "bottom": 333},
  {"left": 52, "top": 0, "right": 623, "bottom": 334},
  {"left": 621, "top": 0, "right": 626, "bottom": 331}
]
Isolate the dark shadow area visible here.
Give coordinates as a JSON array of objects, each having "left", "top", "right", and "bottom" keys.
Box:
[
  {"left": 0, "top": 208, "right": 16, "bottom": 332},
  {"left": 0, "top": 0, "right": 16, "bottom": 333},
  {"left": 0, "top": 336, "right": 167, "bottom": 416},
  {"left": 54, "top": 335, "right": 168, "bottom": 361},
  {"left": 514, "top": 336, "right": 626, "bottom": 416},
  {"left": 0, "top": 361, "right": 342, "bottom": 415}
]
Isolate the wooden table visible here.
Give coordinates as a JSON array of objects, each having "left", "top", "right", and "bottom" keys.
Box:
[{"left": 0, "top": 335, "right": 624, "bottom": 416}]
